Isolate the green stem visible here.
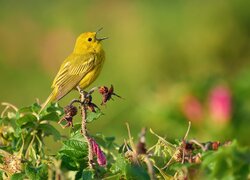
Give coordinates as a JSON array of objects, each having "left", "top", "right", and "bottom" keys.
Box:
[{"left": 25, "top": 134, "right": 36, "bottom": 159}]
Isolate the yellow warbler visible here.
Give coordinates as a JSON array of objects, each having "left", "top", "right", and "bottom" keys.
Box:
[{"left": 40, "top": 29, "right": 107, "bottom": 113}]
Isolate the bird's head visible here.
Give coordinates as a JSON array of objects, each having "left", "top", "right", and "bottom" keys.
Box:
[{"left": 73, "top": 28, "right": 108, "bottom": 54}]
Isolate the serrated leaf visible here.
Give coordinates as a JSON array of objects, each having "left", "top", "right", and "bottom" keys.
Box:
[
  {"left": 201, "top": 140, "right": 250, "bottom": 179},
  {"left": 105, "top": 136, "right": 116, "bottom": 149},
  {"left": 25, "top": 163, "right": 48, "bottom": 180},
  {"left": 71, "top": 123, "right": 82, "bottom": 134},
  {"left": 63, "top": 139, "right": 86, "bottom": 152},
  {"left": 46, "top": 103, "right": 63, "bottom": 114},
  {"left": 58, "top": 132, "right": 88, "bottom": 169},
  {"left": 18, "top": 106, "right": 32, "bottom": 114},
  {"left": 13, "top": 127, "right": 22, "bottom": 137},
  {"left": 31, "top": 103, "right": 41, "bottom": 113},
  {"left": 11, "top": 172, "right": 25, "bottom": 180},
  {"left": 38, "top": 124, "right": 61, "bottom": 140},
  {"left": 60, "top": 155, "right": 80, "bottom": 170},
  {"left": 40, "top": 111, "right": 61, "bottom": 122},
  {"left": 86, "top": 109, "right": 104, "bottom": 123},
  {"left": 21, "top": 122, "right": 36, "bottom": 129},
  {"left": 60, "top": 140, "right": 87, "bottom": 160},
  {"left": 0, "top": 117, "right": 11, "bottom": 124},
  {"left": 110, "top": 154, "right": 127, "bottom": 174},
  {"left": 126, "top": 164, "right": 150, "bottom": 180},
  {"left": 59, "top": 135, "right": 87, "bottom": 159},
  {"left": 81, "top": 169, "right": 95, "bottom": 180},
  {"left": 16, "top": 114, "right": 37, "bottom": 127}
]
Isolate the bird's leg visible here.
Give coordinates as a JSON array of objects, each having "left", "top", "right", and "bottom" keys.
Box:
[
  {"left": 77, "top": 86, "right": 85, "bottom": 103},
  {"left": 77, "top": 86, "right": 84, "bottom": 95},
  {"left": 88, "top": 87, "right": 98, "bottom": 95}
]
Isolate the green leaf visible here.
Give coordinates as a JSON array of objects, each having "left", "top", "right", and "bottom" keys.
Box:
[
  {"left": 110, "top": 154, "right": 127, "bottom": 174},
  {"left": 21, "top": 122, "right": 36, "bottom": 129},
  {"left": 7, "top": 112, "right": 17, "bottom": 119},
  {"left": 38, "top": 124, "right": 61, "bottom": 140},
  {"left": 46, "top": 103, "right": 63, "bottom": 114},
  {"left": 81, "top": 169, "right": 95, "bottom": 180},
  {"left": 11, "top": 173, "right": 25, "bottom": 180},
  {"left": 25, "top": 163, "right": 48, "bottom": 180},
  {"left": 86, "top": 109, "right": 104, "bottom": 123},
  {"left": 201, "top": 140, "right": 250, "bottom": 179},
  {"left": 71, "top": 123, "right": 82, "bottom": 133},
  {"left": 58, "top": 132, "right": 88, "bottom": 170},
  {"left": 31, "top": 103, "right": 41, "bottom": 113},
  {"left": 59, "top": 133, "right": 87, "bottom": 159},
  {"left": 105, "top": 136, "right": 116, "bottom": 149},
  {"left": 16, "top": 114, "right": 37, "bottom": 127},
  {"left": 13, "top": 127, "right": 22, "bottom": 137},
  {"left": 18, "top": 106, "right": 32, "bottom": 114},
  {"left": 18, "top": 103, "right": 41, "bottom": 114},
  {"left": 40, "top": 111, "right": 61, "bottom": 122},
  {"left": 126, "top": 164, "right": 150, "bottom": 180},
  {"left": 0, "top": 116, "right": 18, "bottom": 130},
  {"left": 60, "top": 155, "right": 81, "bottom": 170}
]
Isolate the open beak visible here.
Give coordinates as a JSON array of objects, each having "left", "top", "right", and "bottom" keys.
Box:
[
  {"left": 96, "top": 27, "right": 108, "bottom": 41},
  {"left": 96, "top": 37, "right": 108, "bottom": 41}
]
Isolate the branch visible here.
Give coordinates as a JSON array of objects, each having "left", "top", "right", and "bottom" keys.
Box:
[{"left": 79, "top": 90, "right": 94, "bottom": 168}]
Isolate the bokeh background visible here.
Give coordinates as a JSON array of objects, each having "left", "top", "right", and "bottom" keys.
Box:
[{"left": 1, "top": 0, "right": 250, "bottom": 146}]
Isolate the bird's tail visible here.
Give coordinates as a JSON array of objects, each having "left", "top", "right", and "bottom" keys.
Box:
[{"left": 39, "top": 90, "right": 57, "bottom": 114}]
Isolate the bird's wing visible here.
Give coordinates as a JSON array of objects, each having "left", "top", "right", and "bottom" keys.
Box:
[{"left": 51, "top": 53, "right": 96, "bottom": 100}]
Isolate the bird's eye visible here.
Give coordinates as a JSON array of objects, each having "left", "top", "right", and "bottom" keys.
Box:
[{"left": 88, "top": 38, "right": 92, "bottom": 42}]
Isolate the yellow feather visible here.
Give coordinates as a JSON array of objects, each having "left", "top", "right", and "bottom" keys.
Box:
[{"left": 39, "top": 31, "right": 106, "bottom": 113}]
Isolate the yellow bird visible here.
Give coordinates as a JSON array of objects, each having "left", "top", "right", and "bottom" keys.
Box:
[{"left": 40, "top": 29, "right": 107, "bottom": 113}]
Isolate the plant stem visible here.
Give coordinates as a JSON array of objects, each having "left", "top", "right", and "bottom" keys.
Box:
[
  {"left": 79, "top": 90, "right": 94, "bottom": 168},
  {"left": 143, "top": 155, "right": 155, "bottom": 180}
]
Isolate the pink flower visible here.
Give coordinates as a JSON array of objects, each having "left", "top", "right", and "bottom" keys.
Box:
[
  {"left": 89, "top": 138, "right": 107, "bottom": 166},
  {"left": 208, "top": 85, "right": 232, "bottom": 124},
  {"left": 96, "top": 147, "right": 107, "bottom": 166},
  {"left": 182, "top": 95, "right": 203, "bottom": 123}
]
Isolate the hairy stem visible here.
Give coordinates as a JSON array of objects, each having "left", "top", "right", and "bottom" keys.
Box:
[{"left": 79, "top": 90, "right": 94, "bottom": 168}]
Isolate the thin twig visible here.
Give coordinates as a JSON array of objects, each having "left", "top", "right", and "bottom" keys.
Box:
[
  {"left": 125, "top": 123, "right": 140, "bottom": 164},
  {"left": 162, "top": 150, "right": 178, "bottom": 170},
  {"left": 147, "top": 143, "right": 157, "bottom": 154},
  {"left": 25, "top": 135, "right": 36, "bottom": 159},
  {"left": 154, "top": 164, "right": 170, "bottom": 180},
  {"left": 125, "top": 123, "right": 136, "bottom": 151},
  {"left": 162, "top": 121, "right": 192, "bottom": 169},
  {"left": 69, "top": 99, "right": 81, "bottom": 106},
  {"left": 143, "top": 155, "right": 155, "bottom": 180},
  {"left": 0, "top": 106, "right": 9, "bottom": 118},
  {"left": 181, "top": 121, "right": 191, "bottom": 164},
  {"left": 189, "top": 139, "right": 206, "bottom": 151},
  {"left": 1, "top": 102, "right": 18, "bottom": 118},
  {"left": 183, "top": 121, "right": 191, "bottom": 141},
  {"left": 149, "top": 128, "right": 176, "bottom": 149},
  {"left": 1, "top": 102, "right": 18, "bottom": 112}
]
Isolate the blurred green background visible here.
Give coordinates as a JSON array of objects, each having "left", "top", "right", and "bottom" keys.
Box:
[{"left": 1, "top": 0, "right": 250, "bottom": 146}]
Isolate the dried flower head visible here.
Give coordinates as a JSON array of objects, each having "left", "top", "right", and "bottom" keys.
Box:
[
  {"left": 58, "top": 105, "right": 78, "bottom": 128},
  {"left": 2, "top": 154, "right": 22, "bottom": 175},
  {"left": 83, "top": 93, "right": 99, "bottom": 112},
  {"left": 98, "top": 85, "right": 122, "bottom": 105}
]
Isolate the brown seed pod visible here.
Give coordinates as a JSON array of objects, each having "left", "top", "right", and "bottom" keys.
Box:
[
  {"left": 99, "top": 86, "right": 109, "bottom": 95},
  {"left": 64, "top": 105, "right": 78, "bottom": 116}
]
